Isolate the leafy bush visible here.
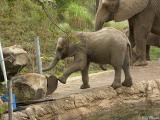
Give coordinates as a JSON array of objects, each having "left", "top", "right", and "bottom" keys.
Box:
[
  {"left": 0, "top": 0, "right": 60, "bottom": 72},
  {"left": 104, "top": 21, "right": 128, "bottom": 30},
  {"left": 150, "top": 47, "right": 160, "bottom": 60},
  {"left": 64, "top": 2, "right": 93, "bottom": 30}
]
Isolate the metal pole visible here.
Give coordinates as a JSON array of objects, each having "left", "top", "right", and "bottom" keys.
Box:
[
  {"left": 0, "top": 43, "right": 8, "bottom": 87},
  {"left": 7, "top": 80, "right": 13, "bottom": 120},
  {"left": 35, "top": 37, "right": 43, "bottom": 74},
  {"left": 0, "top": 42, "right": 13, "bottom": 120}
]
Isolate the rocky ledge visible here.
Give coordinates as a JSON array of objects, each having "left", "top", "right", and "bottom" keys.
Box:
[{"left": 2, "top": 78, "right": 160, "bottom": 120}]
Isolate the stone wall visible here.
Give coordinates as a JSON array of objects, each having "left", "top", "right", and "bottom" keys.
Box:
[{"left": 2, "top": 79, "right": 160, "bottom": 120}]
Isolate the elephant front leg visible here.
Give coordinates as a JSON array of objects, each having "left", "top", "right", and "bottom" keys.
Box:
[
  {"left": 58, "top": 60, "right": 87, "bottom": 84},
  {"left": 128, "top": 18, "right": 135, "bottom": 48},
  {"left": 111, "top": 66, "right": 122, "bottom": 89},
  {"left": 80, "top": 63, "right": 90, "bottom": 89}
]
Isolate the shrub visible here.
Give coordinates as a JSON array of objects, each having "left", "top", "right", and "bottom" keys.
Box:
[
  {"left": 150, "top": 47, "right": 160, "bottom": 60},
  {"left": 64, "top": 2, "right": 93, "bottom": 30},
  {"left": 104, "top": 21, "right": 128, "bottom": 30}
]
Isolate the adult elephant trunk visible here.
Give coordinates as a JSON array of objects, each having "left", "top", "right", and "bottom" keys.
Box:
[
  {"left": 43, "top": 57, "right": 59, "bottom": 72},
  {"left": 95, "top": 8, "right": 111, "bottom": 31},
  {"left": 95, "top": 11, "right": 104, "bottom": 31},
  {"left": 96, "top": 0, "right": 99, "bottom": 12},
  {"left": 95, "top": 18, "right": 104, "bottom": 31}
]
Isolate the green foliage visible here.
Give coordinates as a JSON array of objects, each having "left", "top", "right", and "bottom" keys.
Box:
[
  {"left": 0, "top": 0, "right": 59, "bottom": 73},
  {"left": 64, "top": 2, "right": 93, "bottom": 30},
  {"left": 104, "top": 21, "right": 128, "bottom": 30},
  {"left": 150, "top": 47, "right": 160, "bottom": 60}
]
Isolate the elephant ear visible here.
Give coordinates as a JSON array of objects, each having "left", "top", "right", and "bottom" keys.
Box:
[{"left": 114, "top": 0, "right": 149, "bottom": 22}]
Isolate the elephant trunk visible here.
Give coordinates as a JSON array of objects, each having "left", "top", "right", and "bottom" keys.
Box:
[
  {"left": 43, "top": 57, "right": 59, "bottom": 72},
  {"left": 95, "top": 11, "right": 105, "bottom": 31},
  {"left": 95, "top": 20, "right": 104, "bottom": 31},
  {"left": 96, "top": 0, "right": 99, "bottom": 12}
]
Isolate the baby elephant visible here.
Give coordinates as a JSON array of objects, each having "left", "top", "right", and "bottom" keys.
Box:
[{"left": 43, "top": 27, "right": 132, "bottom": 89}]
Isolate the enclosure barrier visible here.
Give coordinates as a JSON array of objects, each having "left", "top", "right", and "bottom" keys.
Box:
[
  {"left": 0, "top": 37, "right": 43, "bottom": 120},
  {"left": 0, "top": 42, "right": 13, "bottom": 120},
  {"left": 35, "top": 37, "right": 43, "bottom": 74}
]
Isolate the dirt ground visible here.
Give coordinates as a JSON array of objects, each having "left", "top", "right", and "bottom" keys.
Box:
[
  {"left": 2, "top": 61, "right": 160, "bottom": 120},
  {"left": 52, "top": 60, "right": 160, "bottom": 99}
]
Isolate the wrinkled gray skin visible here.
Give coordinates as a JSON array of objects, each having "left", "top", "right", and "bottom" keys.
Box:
[
  {"left": 95, "top": 0, "right": 160, "bottom": 66},
  {"left": 43, "top": 28, "right": 132, "bottom": 89},
  {"left": 124, "top": 29, "right": 160, "bottom": 60}
]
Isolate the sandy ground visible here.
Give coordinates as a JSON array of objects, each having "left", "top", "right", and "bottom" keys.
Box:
[{"left": 52, "top": 60, "right": 160, "bottom": 98}]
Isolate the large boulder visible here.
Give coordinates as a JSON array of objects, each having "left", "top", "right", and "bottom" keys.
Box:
[
  {"left": 12, "top": 73, "right": 47, "bottom": 102},
  {"left": 12, "top": 73, "right": 58, "bottom": 102},
  {"left": 0, "top": 45, "right": 29, "bottom": 82}
]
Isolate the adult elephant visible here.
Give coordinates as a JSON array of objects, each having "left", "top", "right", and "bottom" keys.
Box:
[
  {"left": 124, "top": 29, "right": 160, "bottom": 60},
  {"left": 95, "top": 0, "right": 160, "bottom": 66}
]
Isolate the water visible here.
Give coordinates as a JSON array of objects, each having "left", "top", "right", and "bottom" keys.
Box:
[{"left": 87, "top": 105, "right": 160, "bottom": 120}]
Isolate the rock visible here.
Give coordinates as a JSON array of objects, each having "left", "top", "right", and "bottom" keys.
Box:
[
  {"left": 0, "top": 45, "right": 29, "bottom": 82},
  {"left": 12, "top": 73, "right": 47, "bottom": 102},
  {"left": 12, "top": 73, "right": 58, "bottom": 102}
]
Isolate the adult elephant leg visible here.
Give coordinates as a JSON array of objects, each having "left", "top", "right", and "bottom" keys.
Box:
[
  {"left": 128, "top": 18, "right": 135, "bottom": 48},
  {"left": 111, "top": 66, "right": 122, "bottom": 89},
  {"left": 80, "top": 62, "right": 90, "bottom": 89},
  {"left": 133, "top": 8, "right": 155, "bottom": 66},
  {"left": 122, "top": 51, "right": 132, "bottom": 87},
  {"left": 128, "top": 18, "right": 137, "bottom": 63},
  {"left": 146, "top": 45, "right": 151, "bottom": 61}
]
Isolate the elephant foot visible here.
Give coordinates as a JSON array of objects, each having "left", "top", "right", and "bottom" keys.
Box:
[
  {"left": 122, "top": 79, "right": 133, "bottom": 87},
  {"left": 80, "top": 84, "right": 90, "bottom": 89},
  {"left": 58, "top": 77, "right": 66, "bottom": 84},
  {"left": 133, "top": 59, "right": 148, "bottom": 66},
  {"left": 111, "top": 82, "right": 121, "bottom": 89}
]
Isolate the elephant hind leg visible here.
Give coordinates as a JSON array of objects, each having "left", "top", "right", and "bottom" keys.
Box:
[
  {"left": 146, "top": 45, "right": 151, "bottom": 61},
  {"left": 111, "top": 66, "right": 122, "bottom": 89},
  {"left": 122, "top": 52, "right": 132, "bottom": 87}
]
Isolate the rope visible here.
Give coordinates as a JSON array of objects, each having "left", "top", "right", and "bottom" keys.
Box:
[{"left": 40, "top": 2, "right": 70, "bottom": 36}]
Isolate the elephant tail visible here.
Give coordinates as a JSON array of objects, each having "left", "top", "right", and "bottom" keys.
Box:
[{"left": 127, "top": 42, "right": 132, "bottom": 66}]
